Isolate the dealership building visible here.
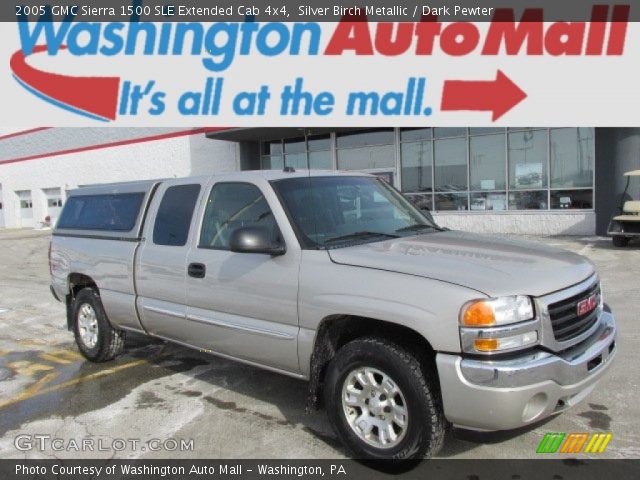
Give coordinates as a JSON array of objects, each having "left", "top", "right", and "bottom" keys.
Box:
[{"left": 0, "top": 127, "right": 638, "bottom": 236}]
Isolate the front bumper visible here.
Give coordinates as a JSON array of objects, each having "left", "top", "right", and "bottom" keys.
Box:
[{"left": 436, "top": 311, "right": 616, "bottom": 431}]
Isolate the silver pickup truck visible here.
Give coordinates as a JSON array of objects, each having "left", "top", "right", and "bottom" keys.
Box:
[{"left": 49, "top": 170, "right": 616, "bottom": 460}]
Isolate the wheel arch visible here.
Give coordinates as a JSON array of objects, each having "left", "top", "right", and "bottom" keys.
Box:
[
  {"left": 306, "top": 314, "right": 437, "bottom": 411},
  {"left": 65, "top": 273, "right": 99, "bottom": 330}
]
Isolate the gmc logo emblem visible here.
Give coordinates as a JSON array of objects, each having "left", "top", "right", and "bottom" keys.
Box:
[{"left": 577, "top": 294, "right": 598, "bottom": 316}]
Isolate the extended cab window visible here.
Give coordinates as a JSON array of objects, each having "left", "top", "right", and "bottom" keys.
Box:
[
  {"left": 153, "top": 184, "right": 201, "bottom": 246},
  {"left": 57, "top": 193, "right": 144, "bottom": 231},
  {"left": 199, "top": 183, "right": 279, "bottom": 249}
]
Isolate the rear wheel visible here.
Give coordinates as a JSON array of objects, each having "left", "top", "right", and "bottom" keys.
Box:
[
  {"left": 324, "top": 337, "right": 446, "bottom": 460},
  {"left": 612, "top": 236, "right": 629, "bottom": 247},
  {"left": 72, "top": 288, "right": 125, "bottom": 362}
]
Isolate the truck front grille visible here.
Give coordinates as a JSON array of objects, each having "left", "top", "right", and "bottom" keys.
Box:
[{"left": 548, "top": 282, "right": 601, "bottom": 342}]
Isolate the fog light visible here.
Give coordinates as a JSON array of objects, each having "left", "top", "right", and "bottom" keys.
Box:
[
  {"left": 522, "top": 392, "right": 548, "bottom": 422},
  {"left": 473, "top": 331, "right": 538, "bottom": 353}
]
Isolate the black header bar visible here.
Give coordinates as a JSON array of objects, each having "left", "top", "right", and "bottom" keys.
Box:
[{"left": 5, "top": 1, "right": 639, "bottom": 22}]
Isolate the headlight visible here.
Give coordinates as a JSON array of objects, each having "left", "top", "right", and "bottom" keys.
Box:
[
  {"left": 459, "top": 296, "right": 539, "bottom": 354},
  {"left": 460, "top": 296, "right": 534, "bottom": 327}
]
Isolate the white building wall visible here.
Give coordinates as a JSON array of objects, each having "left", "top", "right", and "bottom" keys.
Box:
[
  {"left": 434, "top": 212, "right": 596, "bottom": 236},
  {"left": 0, "top": 129, "right": 239, "bottom": 229}
]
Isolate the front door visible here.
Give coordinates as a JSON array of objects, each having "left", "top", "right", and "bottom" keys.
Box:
[{"left": 184, "top": 181, "right": 300, "bottom": 373}]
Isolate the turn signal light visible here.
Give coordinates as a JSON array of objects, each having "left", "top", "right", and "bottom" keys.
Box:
[
  {"left": 474, "top": 338, "right": 498, "bottom": 351},
  {"left": 463, "top": 301, "right": 495, "bottom": 326},
  {"left": 472, "top": 332, "right": 539, "bottom": 353}
]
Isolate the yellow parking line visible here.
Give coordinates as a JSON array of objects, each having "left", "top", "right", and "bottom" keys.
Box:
[
  {"left": 7, "top": 360, "right": 55, "bottom": 376},
  {"left": 0, "top": 359, "right": 148, "bottom": 409},
  {"left": 0, "top": 371, "right": 59, "bottom": 409},
  {"left": 39, "top": 350, "right": 84, "bottom": 364}
]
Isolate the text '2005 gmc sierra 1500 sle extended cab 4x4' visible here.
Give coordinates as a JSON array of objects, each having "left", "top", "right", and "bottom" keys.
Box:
[{"left": 49, "top": 170, "right": 616, "bottom": 460}]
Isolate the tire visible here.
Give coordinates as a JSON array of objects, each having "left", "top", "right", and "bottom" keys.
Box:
[
  {"left": 324, "top": 337, "right": 446, "bottom": 460},
  {"left": 612, "top": 236, "right": 629, "bottom": 247},
  {"left": 72, "top": 287, "right": 125, "bottom": 362}
]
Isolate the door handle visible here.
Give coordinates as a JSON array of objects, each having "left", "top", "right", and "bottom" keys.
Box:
[{"left": 187, "top": 262, "right": 206, "bottom": 279}]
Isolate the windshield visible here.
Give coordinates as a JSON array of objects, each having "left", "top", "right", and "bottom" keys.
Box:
[{"left": 272, "top": 175, "right": 442, "bottom": 249}]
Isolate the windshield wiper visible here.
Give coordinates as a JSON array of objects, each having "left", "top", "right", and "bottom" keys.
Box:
[
  {"left": 324, "top": 231, "right": 400, "bottom": 245},
  {"left": 395, "top": 224, "right": 442, "bottom": 234}
]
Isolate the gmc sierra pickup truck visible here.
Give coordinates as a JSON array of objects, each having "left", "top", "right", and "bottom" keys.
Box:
[{"left": 49, "top": 170, "right": 616, "bottom": 459}]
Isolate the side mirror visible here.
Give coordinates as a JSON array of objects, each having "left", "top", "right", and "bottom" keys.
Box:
[{"left": 229, "top": 226, "right": 285, "bottom": 256}]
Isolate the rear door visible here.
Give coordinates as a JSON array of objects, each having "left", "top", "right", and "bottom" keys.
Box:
[
  {"left": 135, "top": 180, "right": 203, "bottom": 339},
  {"left": 183, "top": 179, "right": 301, "bottom": 373}
]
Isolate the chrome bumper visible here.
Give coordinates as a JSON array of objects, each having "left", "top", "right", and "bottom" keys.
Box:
[{"left": 437, "top": 311, "right": 616, "bottom": 431}]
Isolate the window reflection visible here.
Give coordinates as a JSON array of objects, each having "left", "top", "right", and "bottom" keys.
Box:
[
  {"left": 435, "top": 193, "right": 468, "bottom": 211},
  {"left": 550, "top": 128, "right": 594, "bottom": 188},
  {"left": 471, "top": 192, "right": 506, "bottom": 211},
  {"left": 550, "top": 190, "right": 594, "bottom": 209},
  {"left": 509, "top": 191, "right": 548, "bottom": 210},
  {"left": 401, "top": 141, "right": 432, "bottom": 193},
  {"left": 509, "top": 129, "right": 547, "bottom": 189},
  {"left": 470, "top": 134, "right": 505, "bottom": 191},
  {"left": 434, "top": 138, "right": 467, "bottom": 192}
]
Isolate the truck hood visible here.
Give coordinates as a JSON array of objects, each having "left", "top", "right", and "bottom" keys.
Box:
[{"left": 327, "top": 231, "right": 595, "bottom": 297}]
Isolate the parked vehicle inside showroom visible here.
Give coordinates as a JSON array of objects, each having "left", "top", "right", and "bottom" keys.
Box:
[
  {"left": 608, "top": 169, "right": 640, "bottom": 247},
  {"left": 49, "top": 170, "right": 616, "bottom": 460}
]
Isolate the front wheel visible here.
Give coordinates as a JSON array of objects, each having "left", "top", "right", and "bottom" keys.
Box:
[
  {"left": 324, "top": 338, "right": 446, "bottom": 460},
  {"left": 72, "top": 288, "right": 125, "bottom": 362}
]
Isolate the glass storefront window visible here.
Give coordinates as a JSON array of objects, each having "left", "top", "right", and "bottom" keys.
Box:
[
  {"left": 469, "top": 128, "right": 503, "bottom": 135},
  {"left": 284, "top": 138, "right": 306, "bottom": 154},
  {"left": 401, "top": 141, "right": 433, "bottom": 193},
  {"left": 308, "top": 135, "right": 331, "bottom": 151},
  {"left": 470, "top": 192, "right": 507, "bottom": 211},
  {"left": 261, "top": 156, "right": 283, "bottom": 170},
  {"left": 336, "top": 129, "right": 394, "bottom": 148},
  {"left": 406, "top": 193, "right": 433, "bottom": 212},
  {"left": 262, "top": 135, "right": 332, "bottom": 170},
  {"left": 434, "top": 128, "right": 466, "bottom": 138},
  {"left": 508, "top": 191, "right": 548, "bottom": 210},
  {"left": 551, "top": 189, "right": 593, "bottom": 209},
  {"left": 509, "top": 129, "right": 547, "bottom": 190},
  {"left": 283, "top": 138, "right": 307, "bottom": 168},
  {"left": 550, "top": 128, "right": 594, "bottom": 188},
  {"left": 263, "top": 140, "right": 282, "bottom": 156},
  {"left": 337, "top": 129, "right": 394, "bottom": 170},
  {"left": 309, "top": 151, "right": 332, "bottom": 169},
  {"left": 284, "top": 154, "right": 308, "bottom": 169},
  {"left": 435, "top": 193, "right": 468, "bottom": 211},
  {"left": 400, "top": 128, "right": 432, "bottom": 142},
  {"left": 338, "top": 145, "right": 395, "bottom": 170},
  {"left": 434, "top": 137, "right": 467, "bottom": 192},
  {"left": 470, "top": 134, "right": 506, "bottom": 191},
  {"left": 260, "top": 128, "right": 595, "bottom": 212}
]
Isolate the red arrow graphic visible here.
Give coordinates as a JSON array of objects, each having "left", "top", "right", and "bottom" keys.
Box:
[
  {"left": 10, "top": 45, "right": 120, "bottom": 121},
  {"left": 441, "top": 70, "right": 527, "bottom": 121}
]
